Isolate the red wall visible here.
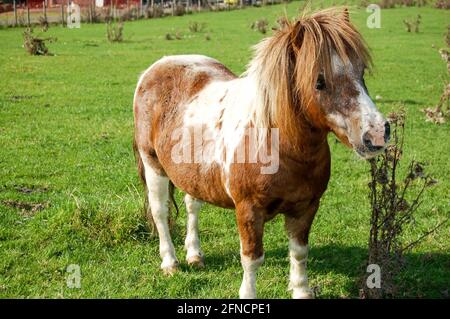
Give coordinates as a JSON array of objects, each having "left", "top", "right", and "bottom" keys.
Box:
[{"left": 23, "top": 0, "right": 141, "bottom": 8}]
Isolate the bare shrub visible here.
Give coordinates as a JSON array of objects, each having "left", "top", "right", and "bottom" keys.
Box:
[
  {"left": 251, "top": 18, "right": 269, "bottom": 34},
  {"left": 121, "top": 7, "right": 139, "bottom": 21},
  {"left": 106, "top": 21, "right": 124, "bottom": 43},
  {"left": 101, "top": 7, "right": 113, "bottom": 23},
  {"left": 82, "top": 3, "right": 102, "bottom": 23},
  {"left": 403, "top": 15, "right": 421, "bottom": 32},
  {"left": 434, "top": 0, "right": 450, "bottom": 9},
  {"left": 446, "top": 25, "right": 450, "bottom": 47},
  {"left": 146, "top": 5, "right": 164, "bottom": 18},
  {"left": 421, "top": 28, "right": 450, "bottom": 124},
  {"left": 378, "top": 0, "right": 396, "bottom": 9},
  {"left": 361, "top": 110, "right": 446, "bottom": 298},
  {"left": 378, "top": 0, "right": 428, "bottom": 8},
  {"left": 23, "top": 28, "right": 56, "bottom": 56},
  {"left": 188, "top": 21, "right": 206, "bottom": 33},
  {"left": 174, "top": 4, "right": 186, "bottom": 16},
  {"left": 38, "top": 15, "right": 49, "bottom": 32},
  {"left": 272, "top": 16, "right": 289, "bottom": 31}
]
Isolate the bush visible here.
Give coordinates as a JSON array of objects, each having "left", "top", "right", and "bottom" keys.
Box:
[
  {"left": 361, "top": 111, "right": 445, "bottom": 298},
  {"left": 403, "top": 15, "right": 421, "bottom": 33},
  {"left": 106, "top": 21, "right": 124, "bottom": 43},
  {"left": 435, "top": 0, "right": 450, "bottom": 9},
  {"left": 146, "top": 5, "right": 164, "bottom": 18},
  {"left": 188, "top": 21, "right": 206, "bottom": 33},
  {"left": 23, "top": 28, "right": 56, "bottom": 56},
  {"left": 38, "top": 16, "right": 49, "bottom": 32},
  {"left": 120, "top": 7, "right": 140, "bottom": 21},
  {"left": 174, "top": 4, "right": 186, "bottom": 16},
  {"left": 251, "top": 18, "right": 269, "bottom": 34}
]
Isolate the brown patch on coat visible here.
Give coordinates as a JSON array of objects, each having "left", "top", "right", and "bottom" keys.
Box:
[{"left": 134, "top": 58, "right": 236, "bottom": 209}]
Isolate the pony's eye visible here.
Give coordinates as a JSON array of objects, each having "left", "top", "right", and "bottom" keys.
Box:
[{"left": 316, "top": 75, "right": 326, "bottom": 91}]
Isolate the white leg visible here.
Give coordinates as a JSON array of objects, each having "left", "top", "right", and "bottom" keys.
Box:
[
  {"left": 141, "top": 153, "right": 178, "bottom": 275},
  {"left": 239, "top": 252, "right": 264, "bottom": 299},
  {"left": 288, "top": 238, "right": 313, "bottom": 299},
  {"left": 184, "top": 194, "right": 204, "bottom": 267}
]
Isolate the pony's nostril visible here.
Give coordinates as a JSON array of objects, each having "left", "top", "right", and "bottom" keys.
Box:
[
  {"left": 363, "top": 132, "right": 383, "bottom": 152},
  {"left": 363, "top": 132, "right": 372, "bottom": 148},
  {"left": 384, "top": 121, "right": 391, "bottom": 142}
]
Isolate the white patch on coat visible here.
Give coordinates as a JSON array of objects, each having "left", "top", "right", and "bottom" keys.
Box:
[
  {"left": 182, "top": 73, "right": 258, "bottom": 200},
  {"left": 239, "top": 254, "right": 264, "bottom": 299},
  {"left": 288, "top": 239, "right": 313, "bottom": 299},
  {"left": 355, "top": 81, "right": 385, "bottom": 136},
  {"left": 325, "top": 53, "right": 385, "bottom": 153},
  {"left": 140, "top": 151, "right": 178, "bottom": 271},
  {"left": 184, "top": 194, "right": 204, "bottom": 261}
]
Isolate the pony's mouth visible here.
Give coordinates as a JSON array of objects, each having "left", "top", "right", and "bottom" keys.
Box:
[{"left": 355, "top": 145, "right": 386, "bottom": 160}]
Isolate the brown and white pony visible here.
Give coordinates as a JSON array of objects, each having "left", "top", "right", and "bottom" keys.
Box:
[{"left": 133, "top": 8, "right": 390, "bottom": 299}]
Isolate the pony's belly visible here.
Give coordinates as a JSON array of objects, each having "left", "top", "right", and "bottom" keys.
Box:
[{"left": 162, "top": 162, "right": 235, "bottom": 209}]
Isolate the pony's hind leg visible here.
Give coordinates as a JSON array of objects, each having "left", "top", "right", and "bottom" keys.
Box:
[
  {"left": 184, "top": 194, "right": 204, "bottom": 268},
  {"left": 141, "top": 153, "right": 179, "bottom": 275}
]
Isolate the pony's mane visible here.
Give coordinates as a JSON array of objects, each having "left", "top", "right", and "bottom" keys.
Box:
[{"left": 244, "top": 7, "right": 372, "bottom": 144}]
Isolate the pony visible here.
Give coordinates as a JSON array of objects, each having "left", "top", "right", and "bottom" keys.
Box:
[{"left": 133, "top": 8, "right": 390, "bottom": 299}]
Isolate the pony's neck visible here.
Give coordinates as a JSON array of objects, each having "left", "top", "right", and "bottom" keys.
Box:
[
  {"left": 242, "top": 71, "right": 329, "bottom": 160},
  {"left": 280, "top": 115, "right": 329, "bottom": 161}
]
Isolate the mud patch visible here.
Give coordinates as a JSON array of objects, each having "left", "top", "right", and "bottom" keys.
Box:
[
  {"left": 10, "top": 95, "right": 35, "bottom": 102},
  {"left": 1, "top": 200, "right": 49, "bottom": 217},
  {"left": 14, "top": 185, "right": 49, "bottom": 194}
]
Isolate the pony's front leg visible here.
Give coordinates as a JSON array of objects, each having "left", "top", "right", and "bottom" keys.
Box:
[
  {"left": 184, "top": 194, "right": 204, "bottom": 268},
  {"left": 236, "top": 202, "right": 265, "bottom": 299},
  {"left": 284, "top": 212, "right": 317, "bottom": 299}
]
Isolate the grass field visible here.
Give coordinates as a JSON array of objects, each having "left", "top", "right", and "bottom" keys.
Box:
[{"left": 0, "top": 1, "right": 449, "bottom": 298}]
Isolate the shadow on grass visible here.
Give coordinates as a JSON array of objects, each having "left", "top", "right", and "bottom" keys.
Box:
[
  {"left": 201, "top": 244, "right": 449, "bottom": 298},
  {"left": 380, "top": 99, "right": 423, "bottom": 106}
]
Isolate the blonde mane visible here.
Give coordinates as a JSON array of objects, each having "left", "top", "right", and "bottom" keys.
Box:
[{"left": 245, "top": 7, "right": 372, "bottom": 144}]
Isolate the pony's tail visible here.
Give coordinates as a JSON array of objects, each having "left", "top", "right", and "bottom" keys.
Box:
[
  {"left": 133, "top": 137, "right": 154, "bottom": 234},
  {"left": 133, "top": 137, "right": 179, "bottom": 235}
]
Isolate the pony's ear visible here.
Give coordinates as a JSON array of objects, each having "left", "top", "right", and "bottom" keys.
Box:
[
  {"left": 290, "top": 21, "right": 305, "bottom": 51},
  {"left": 343, "top": 8, "right": 350, "bottom": 22}
]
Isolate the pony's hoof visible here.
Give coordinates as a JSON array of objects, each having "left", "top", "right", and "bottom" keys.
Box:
[
  {"left": 187, "top": 255, "right": 205, "bottom": 268},
  {"left": 162, "top": 265, "right": 179, "bottom": 276},
  {"left": 292, "top": 288, "right": 315, "bottom": 299}
]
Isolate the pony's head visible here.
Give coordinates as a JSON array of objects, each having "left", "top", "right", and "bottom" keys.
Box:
[{"left": 248, "top": 8, "right": 390, "bottom": 159}]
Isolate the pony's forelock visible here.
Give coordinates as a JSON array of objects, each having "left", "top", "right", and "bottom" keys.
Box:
[{"left": 245, "top": 7, "right": 372, "bottom": 146}]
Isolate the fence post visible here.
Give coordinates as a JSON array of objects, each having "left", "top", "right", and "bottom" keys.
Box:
[
  {"left": 26, "top": 0, "right": 31, "bottom": 27},
  {"left": 88, "top": 1, "right": 92, "bottom": 23},
  {"left": 13, "top": 0, "right": 17, "bottom": 27},
  {"left": 43, "top": 0, "right": 47, "bottom": 22},
  {"left": 92, "top": 0, "right": 96, "bottom": 22},
  {"left": 172, "top": 0, "right": 175, "bottom": 16},
  {"left": 61, "top": 2, "right": 65, "bottom": 27}
]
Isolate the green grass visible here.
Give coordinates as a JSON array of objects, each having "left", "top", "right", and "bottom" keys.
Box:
[{"left": 0, "top": 2, "right": 449, "bottom": 298}]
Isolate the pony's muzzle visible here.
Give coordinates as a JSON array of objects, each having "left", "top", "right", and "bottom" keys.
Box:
[{"left": 362, "top": 121, "right": 390, "bottom": 152}]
